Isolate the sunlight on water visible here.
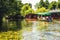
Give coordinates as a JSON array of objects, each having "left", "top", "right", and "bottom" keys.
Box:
[{"left": 22, "top": 20, "right": 60, "bottom": 40}]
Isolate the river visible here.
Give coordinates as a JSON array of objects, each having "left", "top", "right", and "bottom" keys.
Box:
[
  {"left": 2, "top": 19, "right": 60, "bottom": 40},
  {"left": 22, "top": 20, "right": 60, "bottom": 40}
]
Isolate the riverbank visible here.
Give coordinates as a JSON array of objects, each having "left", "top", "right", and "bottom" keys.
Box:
[{"left": 0, "top": 30, "right": 23, "bottom": 40}]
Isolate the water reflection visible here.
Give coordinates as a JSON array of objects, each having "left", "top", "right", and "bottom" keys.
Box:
[
  {"left": 2, "top": 18, "right": 23, "bottom": 31},
  {"left": 22, "top": 19, "right": 60, "bottom": 40},
  {"left": 2, "top": 18, "right": 60, "bottom": 40}
]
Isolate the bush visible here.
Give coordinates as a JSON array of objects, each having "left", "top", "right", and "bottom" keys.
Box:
[{"left": 36, "top": 7, "right": 49, "bottom": 13}]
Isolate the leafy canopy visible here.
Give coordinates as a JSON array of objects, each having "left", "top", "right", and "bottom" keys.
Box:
[
  {"left": 36, "top": 7, "right": 49, "bottom": 13},
  {"left": 21, "top": 4, "right": 34, "bottom": 16}
]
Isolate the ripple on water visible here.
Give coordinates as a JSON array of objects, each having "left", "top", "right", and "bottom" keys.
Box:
[{"left": 22, "top": 21, "right": 60, "bottom": 40}]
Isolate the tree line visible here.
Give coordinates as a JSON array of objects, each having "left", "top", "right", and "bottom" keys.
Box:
[{"left": 35, "top": 0, "right": 60, "bottom": 10}]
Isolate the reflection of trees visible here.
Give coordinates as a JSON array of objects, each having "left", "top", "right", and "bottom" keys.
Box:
[
  {"left": 2, "top": 14, "right": 24, "bottom": 31},
  {"left": 7, "top": 20, "right": 22, "bottom": 30},
  {"left": 37, "top": 21, "right": 48, "bottom": 31},
  {"left": 0, "top": 15, "right": 3, "bottom": 31},
  {"left": 14, "top": 14, "right": 24, "bottom": 30},
  {"left": 15, "top": 18, "right": 21, "bottom": 30}
]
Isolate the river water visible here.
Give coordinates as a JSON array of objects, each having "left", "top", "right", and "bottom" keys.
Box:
[
  {"left": 22, "top": 20, "right": 60, "bottom": 40},
  {"left": 2, "top": 19, "right": 60, "bottom": 40}
]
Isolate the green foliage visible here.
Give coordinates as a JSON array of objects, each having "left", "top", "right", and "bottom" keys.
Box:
[
  {"left": 8, "top": 0, "right": 23, "bottom": 15},
  {"left": 49, "top": 1, "right": 57, "bottom": 10},
  {"left": 0, "top": 0, "right": 23, "bottom": 31},
  {"left": 44, "top": 0, "right": 49, "bottom": 9},
  {"left": 35, "top": 0, "right": 49, "bottom": 9},
  {"left": 58, "top": 1, "right": 60, "bottom": 9},
  {"left": 21, "top": 4, "right": 34, "bottom": 16},
  {"left": 39, "top": 0, "right": 44, "bottom": 8},
  {"left": 36, "top": 7, "right": 49, "bottom": 13},
  {"left": 35, "top": 0, "right": 60, "bottom": 10},
  {"left": 0, "top": 0, "right": 23, "bottom": 15}
]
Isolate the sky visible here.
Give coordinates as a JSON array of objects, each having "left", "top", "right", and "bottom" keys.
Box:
[{"left": 21, "top": 0, "right": 58, "bottom": 10}]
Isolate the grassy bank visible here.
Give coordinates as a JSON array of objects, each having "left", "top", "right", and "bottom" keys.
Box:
[{"left": 0, "top": 30, "right": 23, "bottom": 40}]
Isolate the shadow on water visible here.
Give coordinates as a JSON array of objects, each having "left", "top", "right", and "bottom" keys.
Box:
[
  {"left": 0, "top": 16, "right": 3, "bottom": 32},
  {"left": 0, "top": 17, "right": 24, "bottom": 32}
]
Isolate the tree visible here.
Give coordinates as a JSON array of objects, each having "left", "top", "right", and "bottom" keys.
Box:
[
  {"left": 36, "top": 7, "right": 49, "bottom": 13},
  {"left": 0, "top": 0, "right": 23, "bottom": 31},
  {"left": 35, "top": 0, "right": 49, "bottom": 9},
  {"left": 0, "top": 0, "right": 9, "bottom": 31},
  {"left": 7, "top": 0, "right": 23, "bottom": 15},
  {"left": 39, "top": 0, "right": 45, "bottom": 8},
  {"left": 24, "top": 3, "right": 32, "bottom": 8},
  {"left": 16, "top": 1, "right": 23, "bottom": 14},
  {"left": 49, "top": 1, "right": 57, "bottom": 10},
  {"left": 44, "top": 0, "right": 49, "bottom": 9},
  {"left": 58, "top": 1, "right": 60, "bottom": 9},
  {"left": 21, "top": 3, "right": 34, "bottom": 17}
]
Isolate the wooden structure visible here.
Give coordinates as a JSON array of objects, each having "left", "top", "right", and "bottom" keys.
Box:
[{"left": 25, "top": 14, "right": 38, "bottom": 21}]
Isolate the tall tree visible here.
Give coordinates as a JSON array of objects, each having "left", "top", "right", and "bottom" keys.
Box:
[
  {"left": 39, "top": 0, "right": 45, "bottom": 8},
  {"left": 35, "top": 0, "right": 49, "bottom": 9},
  {"left": 49, "top": 1, "right": 57, "bottom": 10},
  {"left": 0, "top": 0, "right": 9, "bottom": 31},
  {"left": 45, "top": 0, "right": 49, "bottom": 9},
  {"left": 58, "top": 0, "right": 60, "bottom": 9},
  {"left": 16, "top": 0, "right": 23, "bottom": 14},
  {"left": 0, "top": 0, "right": 23, "bottom": 31}
]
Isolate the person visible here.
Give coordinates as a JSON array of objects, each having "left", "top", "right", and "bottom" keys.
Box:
[
  {"left": 49, "top": 16, "right": 52, "bottom": 22},
  {"left": 46, "top": 16, "right": 49, "bottom": 22},
  {"left": 46, "top": 16, "right": 52, "bottom": 22},
  {"left": 42, "top": 17, "right": 45, "bottom": 20}
]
